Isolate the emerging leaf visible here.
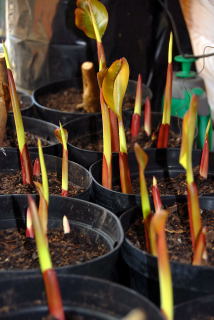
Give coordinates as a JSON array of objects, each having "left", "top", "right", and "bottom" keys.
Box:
[
  {"left": 102, "top": 58, "right": 129, "bottom": 119},
  {"left": 38, "top": 139, "right": 49, "bottom": 204},
  {"left": 199, "top": 119, "right": 211, "bottom": 179},
  {"left": 75, "top": 0, "right": 108, "bottom": 42},
  {"left": 55, "top": 124, "right": 68, "bottom": 150}
]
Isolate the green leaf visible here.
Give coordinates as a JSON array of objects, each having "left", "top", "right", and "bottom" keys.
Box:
[{"left": 75, "top": 0, "right": 108, "bottom": 41}]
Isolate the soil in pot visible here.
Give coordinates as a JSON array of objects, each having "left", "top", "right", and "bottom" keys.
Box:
[
  {"left": 37, "top": 82, "right": 146, "bottom": 114},
  {"left": 0, "top": 170, "right": 85, "bottom": 197},
  {"left": 116, "top": 166, "right": 214, "bottom": 196},
  {"left": 72, "top": 126, "right": 181, "bottom": 151},
  {"left": 127, "top": 202, "right": 214, "bottom": 266},
  {"left": 0, "top": 225, "right": 109, "bottom": 270},
  {"left": 1, "top": 128, "right": 52, "bottom": 148}
]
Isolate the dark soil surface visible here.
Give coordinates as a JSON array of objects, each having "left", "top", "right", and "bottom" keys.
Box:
[
  {"left": 0, "top": 225, "right": 109, "bottom": 270},
  {"left": 127, "top": 202, "right": 214, "bottom": 266},
  {"left": 38, "top": 87, "right": 135, "bottom": 113},
  {"left": 1, "top": 128, "right": 53, "bottom": 148},
  {"left": 117, "top": 166, "right": 214, "bottom": 196},
  {"left": 70, "top": 127, "right": 180, "bottom": 151},
  {"left": 0, "top": 170, "right": 85, "bottom": 197}
]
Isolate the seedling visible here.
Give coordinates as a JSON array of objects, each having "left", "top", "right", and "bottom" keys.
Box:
[
  {"left": 179, "top": 94, "right": 202, "bottom": 250},
  {"left": 26, "top": 207, "right": 34, "bottom": 238},
  {"left": 134, "top": 143, "right": 155, "bottom": 253},
  {"left": 28, "top": 195, "right": 65, "bottom": 320},
  {"left": 55, "top": 124, "right": 69, "bottom": 196},
  {"left": 63, "top": 215, "right": 71, "bottom": 234},
  {"left": 151, "top": 209, "right": 173, "bottom": 320},
  {"left": 2, "top": 43, "right": 33, "bottom": 184},
  {"left": 152, "top": 176, "right": 163, "bottom": 213},
  {"left": 33, "top": 158, "right": 40, "bottom": 177},
  {"left": 157, "top": 32, "right": 173, "bottom": 148},
  {"left": 144, "top": 97, "right": 151, "bottom": 137},
  {"left": 102, "top": 58, "right": 132, "bottom": 193},
  {"left": 131, "top": 74, "right": 142, "bottom": 139},
  {"left": 0, "top": 50, "right": 10, "bottom": 145},
  {"left": 192, "top": 226, "right": 207, "bottom": 265},
  {"left": 199, "top": 119, "right": 211, "bottom": 179}
]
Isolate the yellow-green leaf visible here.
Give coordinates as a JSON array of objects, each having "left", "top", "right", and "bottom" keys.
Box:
[
  {"left": 102, "top": 58, "right": 129, "bottom": 119},
  {"left": 55, "top": 124, "right": 68, "bottom": 150},
  {"left": 75, "top": 0, "right": 108, "bottom": 42}
]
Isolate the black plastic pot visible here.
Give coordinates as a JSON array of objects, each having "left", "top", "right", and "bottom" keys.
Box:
[
  {"left": 0, "top": 150, "right": 92, "bottom": 201},
  {"left": 0, "top": 274, "right": 164, "bottom": 320},
  {"left": 5, "top": 114, "right": 59, "bottom": 156},
  {"left": 120, "top": 196, "right": 214, "bottom": 306},
  {"left": 174, "top": 295, "right": 214, "bottom": 319},
  {"left": 66, "top": 112, "right": 182, "bottom": 169},
  {"left": 0, "top": 194, "right": 123, "bottom": 281},
  {"left": 33, "top": 78, "right": 152, "bottom": 125},
  {"left": 90, "top": 149, "right": 213, "bottom": 216}
]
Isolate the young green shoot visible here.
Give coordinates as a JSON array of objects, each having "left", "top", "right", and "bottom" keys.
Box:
[
  {"left": 144, "top": 96, "right": 151, "bottom": 136},
  {"left": 102, "top": 58, "right": 133, "bottom": 193},
  {"left": 26, "top": 207, "right": 34, "bottom": 238},
  {"left": 34, "top": 181, "right": 48, "bottom": 235},
  {"left": 192, "top": 226, "right": 207, "bottom": 266},
  {"left": 199, "top": 119, "right": 211, "bottom": 179},
  {"left": 157, "top": 32, "right": 173, "bottom": 148},
  {"left": 179, "top": 94, "right": 202, "bottom": 250},
  {"left": 2, "top": 43, "right": 33, "bottom": 184},
  {"left": 131, "top": 74, "right": 142, "bottom": 139},
  {"left": 38, "top": 139, "right": 49, "bottom": 204},
  {"left": 33, "top": 158, "right": 40, "bottom": 177},
  {"left": 134, "top": 143, "right": 155, "bottom": 253},
  {"left": 28, "top": 195, "right": 65, "bottom": 320},
  {"left": 55, "top": 124, "right": 69, "bottom": 197},
  {"left": 152, "top": 176, "right": 163, "bottom": 213},
  {"left": 75, "top": 0, "right": 108, "bottom": 70},
  {"left": 63, "top": 215, "right": 71, "bottom": 234},
  {"left": 151, "top": 209, "right": 173, "bottom": 320}
]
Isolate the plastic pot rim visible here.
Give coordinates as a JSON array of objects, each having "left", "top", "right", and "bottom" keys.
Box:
[{"left": 0, "top": 194, "right": 124, "bottom": 274}]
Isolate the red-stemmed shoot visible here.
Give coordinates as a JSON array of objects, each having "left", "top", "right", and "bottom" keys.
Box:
[
  {"left": 157, "top": 32, "right": 173, "bottom": 148},
  {"left": 33, "top": 158, "right": 40, "bottom": 177},
  {"left": 152, "top": 176, "right": 163, "bottom": 213},
  {"left": 55, "top": 124, "right": 69, "bottom": 197},
  {"left": 38, "top": 139, "right": 49, "bottom": 204},
  {"left": 199, "top": 119, "right": 211, "bottom": 179},
  {"left": 151, "top": 209, "right": 173, "bottom": 320},
  {"left": 144, "top": 96, "right": 151, "bottom": 136},
  {"left": 134, "top": 143, "right": 155, "bottom": 253},
  {"left": 26, "top": 207, "right": 34, "bottom": 238},
  {"left": 28, "top": 196, "right": 65, "bottom": 320},
  {"left": 2, "top": 43, "right": 33, "bottom": 184},
  {"left": 0, "top": 51, "right": 10, "bottom": 145},
  {"left": 102, "top": 58, "right": 132, "bottom": 193},
  {"left": 131, "top": 74, "right": 142, "bottom": 139},
  {"left": 192, "top": 226, "right": 207, "bottom": 266},
  {"left": 179, "top": 94, "right": 202, "bottom": 251}
]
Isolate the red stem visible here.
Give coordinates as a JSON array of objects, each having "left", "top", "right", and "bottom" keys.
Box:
[
  {"left": 102, "top": 154, "right": 112, "bottom": 189},
  {"left": 20, "top": 145, "right": 33, "bottom": 185},
  {"left": 33, "top": 158, "right": 40, "bottom": 177},
  {"left": 119, "top": 152, "right": 133, "bottom": 194},
  {"left": 157, "top": 124, "right": 170, "bottom": 148},
  {"left": 109, "top": 109, "right": 119, "bottom": 152},
  {"left": 43, "top": 269, "right": 65, "bottom": 320},
  {"left": 199, "top": 138, "right": 209, "bottom": 179},
  {"left": 152, "top": 185, "right": 163, "bottom": 212},
  {"left": 144, "top": 97, "right": 151, "bottom": 136},
  {"left": 131, "top": 113, "right": 141, "bottom": 139}
]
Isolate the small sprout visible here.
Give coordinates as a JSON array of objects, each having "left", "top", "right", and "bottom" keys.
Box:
[
  {"left": 157, "top": 32, "right": 173, "bottom": 148},
  {"left": 33, "top": 158, "right": 40, "bottom": 177},
  {"left": 151, "top": 209, "right": 173, "bottom": 320},
  {"left": 131, "top": 74, "right": 142, "bottom": 139},
  {"left": 3, "top": 43, "right": 33, "bottom": 185},
  {"left": 134, "top": 143, "right": 153, "bottom": 252},
  {"left": 26, "top": 207, "right": 34, "bottom": 239},
  {"left": 63, "top": 215, "right": 71, "bottom": 234},
  {"left": 55, "top": 124, "right": 69, "bottom": 197},
  {"left": 38, "top": 139, "right": 49, "bottom": 203},
  {"left": 34, "top": 181, "right": 48, "bottom": 235},
  {"left": 28, "top": 196, "right": 65, "bottom": 320},
  {"left": 152, "top": 176, "right": 163, "bottom": 213},
  {"left": 199, "top": 119, "right": 211, "bottom": 179},
  {"left": 144, "top": 96, "right": 151, "bottom": 136},
  {"left": 0, "top": 52, "right": 10, "bottom": 145},
  {"left": 192, "top": 226, "right": 207, "bottom": 266},
  {"left": 122, "top": 309, "right": 146, "bottom": 320}
]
